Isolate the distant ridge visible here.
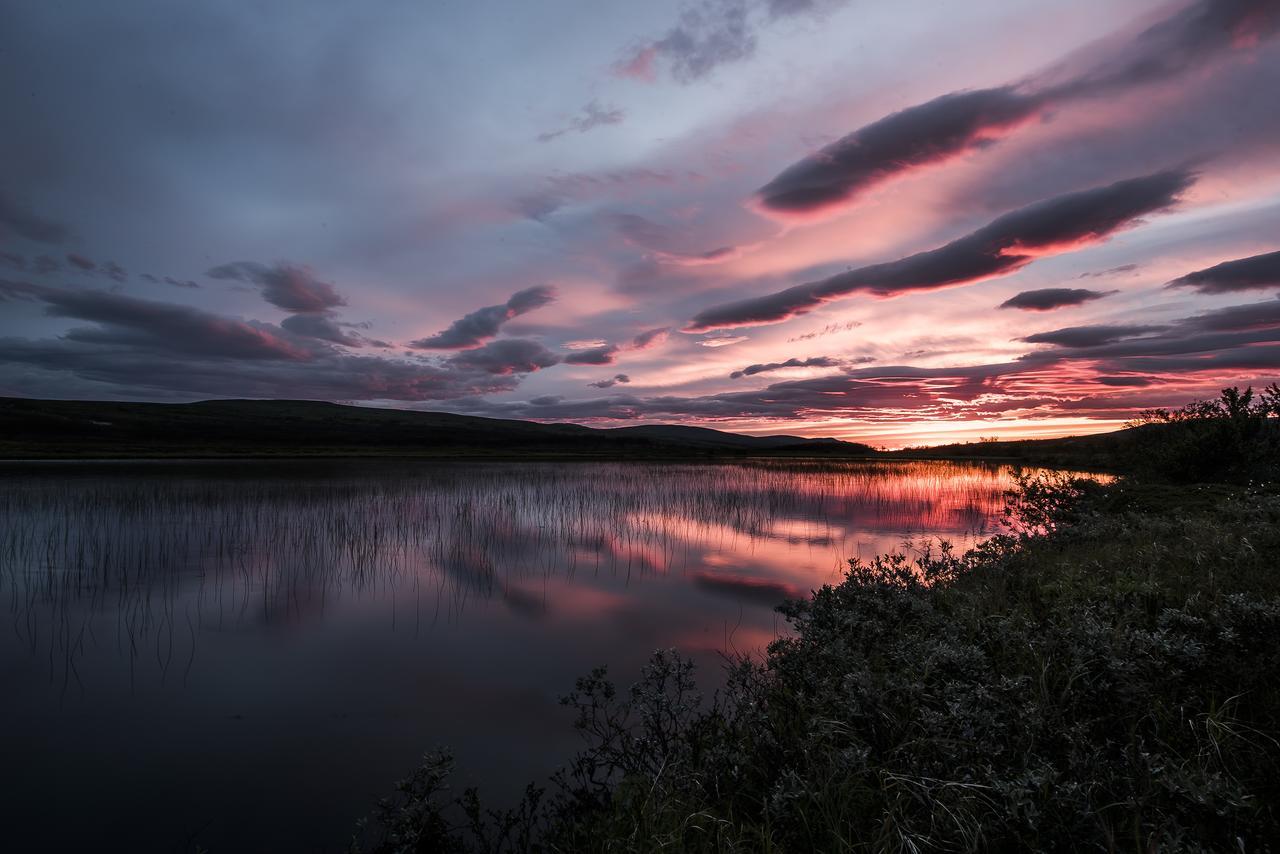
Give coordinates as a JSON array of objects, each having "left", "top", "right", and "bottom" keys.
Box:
[{"left": 0, "top": 397, "right": 876, "bottom": 459}]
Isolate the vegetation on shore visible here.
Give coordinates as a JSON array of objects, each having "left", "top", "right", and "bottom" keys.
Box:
[{"left": 354, "top": 388, "right": 1280, "bottom": 853}]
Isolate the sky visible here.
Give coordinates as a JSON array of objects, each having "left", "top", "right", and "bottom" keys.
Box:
[{"left": 1, "top": 0, "right": 1278, "bottom": 448}]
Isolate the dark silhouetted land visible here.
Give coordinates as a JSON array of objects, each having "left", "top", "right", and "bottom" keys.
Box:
[{"left": 0, "top": 397, "right": 873, "bottom": 459}]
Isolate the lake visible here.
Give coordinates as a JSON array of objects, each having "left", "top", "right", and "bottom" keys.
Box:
[{"left": 2, "top": 459, "right": 1047, "bottom": 852}]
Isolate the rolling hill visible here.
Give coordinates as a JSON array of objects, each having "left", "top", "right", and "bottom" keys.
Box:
[{"left": 0, "top": 397, "right": 877, "bottom": 459}]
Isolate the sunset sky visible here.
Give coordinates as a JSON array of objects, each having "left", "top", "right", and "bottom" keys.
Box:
[{"left": 2, "top": 0, "right": 1278, "bottom": 447}]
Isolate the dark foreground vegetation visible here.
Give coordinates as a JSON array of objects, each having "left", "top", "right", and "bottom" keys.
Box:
[{"left": 353, "top": 387, "right": 1280, "bottom": 853}]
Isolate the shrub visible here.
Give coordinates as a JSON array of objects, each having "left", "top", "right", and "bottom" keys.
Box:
[{"left": 355, "top": 474, "right": 1280, "bottom": 853}]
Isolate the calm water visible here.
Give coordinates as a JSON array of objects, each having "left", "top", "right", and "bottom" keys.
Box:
[{"left": 2, "top": 459, "right": 1041, "bottom": 852}]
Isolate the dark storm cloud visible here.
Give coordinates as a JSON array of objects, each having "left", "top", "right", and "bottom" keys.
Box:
[
  {"left": 999, "top": 287, "right": 1117, "bottom": 311},
  {"left": 409, "top": 285, "right": 556, "bottom": 350},
  {"left": 730, "top": 355, "right": 841, "bottom": 378},
  {"left": 1165, "top": 249, "right": 1280, "bottom": 293},
  {"left": 1020, "top": 324, "right": 1166, "bottom": 348},
  {"left": 754, "top": 0, "right": 1277, "bottom": 216},
  {"left": 0, "top": 279, "right": 311, "bottom": 361},
  {"left": 690, "top": 169, "right": 1193, "bottom": 331},
  {"left": 0, "top": 194, "right": 70, "bottom": 245},
  {"left": 445, "top": 338, "right": 562, "bottom": 375},
  {"left": 536, "top": 100, "right": 625, "bottom": 143},
  {"left": 206, "top": 261, "right": 346, "bottom": 314},
  {"left": 589, "top": 373, "right": 631, "bottom": 388}
]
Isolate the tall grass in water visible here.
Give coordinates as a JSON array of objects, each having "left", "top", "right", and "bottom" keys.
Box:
[
  {"left": 354, "top": 472, "right": 1280, "bottom": 853},
  {"left": 0, "top": 460, "right": 1026, "bottom": 690}
]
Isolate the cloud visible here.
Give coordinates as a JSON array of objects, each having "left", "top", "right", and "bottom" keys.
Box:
[
  {"left": 409, "top": 285, "right": 556, "bottom": 350},
  {"left": 66, "top": 253, "right": 96, "bottom": 271},
  {"left": 280, "top": 313, "right": 367, "bottom": 347},
  {"left": 617, "top": 0, "right": 756, "bottom": 84},
  {"left": 1020, "top": 324, "right": 1166, "bottom": 348},
  {"left": 536, "top": 100, "right": 625, "bottom": 143},
  {"left": 756, "top": 87, "right": 1045, "bottom": 216},
  {"left": 607, "top": 213, "right": 749, "bottom": 266},
  {"left": 730, "top": 355, "right": 841, "bottom": 378},
  {"left": 1077, "top": 263, "right": 1139, "bottom": 279},
  {"left": 0, "top": 194, "right": 70, "bottom": 244},
  {"left": 615, "top": 0, "right": 856, "bottom": 84},
  {"left": 102, "top": 261, "right": 128, "bottom": 283},
  {"left": 697, "top": 334, "right": 748, "bottom": 347},
  {"left": 788, "top": 320, "right": 861, "bottom": 342},
  {"left": 141, "top": 273, "right": 200, "bottom": 288},
  {"left": 0, "top": 281, "right": 553, "bottom": 402},
  {"left": 689, "top": 169, "right": 1193, "bottom": 331},
  {"left": 206, "top": 261, "right": 346, "bottom": 314},
  {"left": 754, "top": 0, "right": 1277, "bottom": 218},
  {"left": 1165, "top": 248, "right": 1280, "bottom": 293},
  {"left": 564, "top": 344, "right": 619, "bottom": 365},
  {"left": 563, "top": 326, "right": 670, "bottom": 365},
  {"left": 1096, "top": 376, "right": 1156, "bottom": 387},
  {"left": 445, "top": 338, "right": 562, "bottom": 375},
  {"left": 0, "top": 337, "right": 526, "bottom": 402},
  {"left": 589, "top": 373, "right": 631, "bottom": 389},
  {"left": 999, "top": 287, "right": 1117, "bottom": 311},
  {"left": 1051, "top": 0, "right": 1280, "bottom": 99},
  {"left": 631, "top": 326, "right": 670, "bottom": 349},
  {"left": 432, "top": 295, "right": 1280, "bottom": 429},
  {"left": 0, "top": 279, "right": 311, "bottom": 361}
]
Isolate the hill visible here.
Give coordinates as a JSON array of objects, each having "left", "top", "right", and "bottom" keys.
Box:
[{"left": 0, "top": 397, "right": 877, "bottom": 459}]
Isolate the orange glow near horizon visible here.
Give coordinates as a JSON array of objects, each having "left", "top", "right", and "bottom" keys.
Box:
[{"left": 702, "top": 416, "right": 1130, "bottom": 450}]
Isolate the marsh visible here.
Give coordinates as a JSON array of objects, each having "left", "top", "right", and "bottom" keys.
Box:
[{"left": 2, "top": 459, "right": 1061, "bottom": 852}]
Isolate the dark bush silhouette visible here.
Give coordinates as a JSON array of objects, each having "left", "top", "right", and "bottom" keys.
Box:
[{"left": 1126, "top": 384, "right": 1280, "bottom": 483}]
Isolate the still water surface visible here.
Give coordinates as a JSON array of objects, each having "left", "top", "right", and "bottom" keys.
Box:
[{"left": 3, "top": 459, "right": 1043, "bottom": 852}]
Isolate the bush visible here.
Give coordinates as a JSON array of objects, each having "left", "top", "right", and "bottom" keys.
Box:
[
  {"left": 355, "top": 474, "right": 1280, "bottom": 853},
  {"left": 1126, "top": 385, "right": 1280, "bottom": 483}
]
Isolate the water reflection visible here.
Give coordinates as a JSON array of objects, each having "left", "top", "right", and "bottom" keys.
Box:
[{"left": 0, "top": 459, "right": 1053, "bottom": 852}]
